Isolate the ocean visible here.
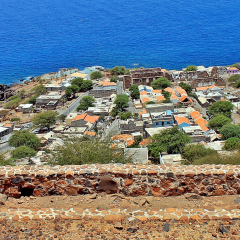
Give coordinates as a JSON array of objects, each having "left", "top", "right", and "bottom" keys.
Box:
[{"left": 0, "top": 0, "right": 240, "bottom": 85}]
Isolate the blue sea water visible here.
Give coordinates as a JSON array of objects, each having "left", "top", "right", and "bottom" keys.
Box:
[{"left": 0, "top": 0, "right": 240, "bottom": 85}]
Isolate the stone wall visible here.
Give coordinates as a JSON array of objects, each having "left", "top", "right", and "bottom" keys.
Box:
[{"left": 1, "top": 164, "right": 240, "bottom": 198}]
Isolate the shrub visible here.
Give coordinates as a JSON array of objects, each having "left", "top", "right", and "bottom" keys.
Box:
[
  {"left": 12, "top": 146, "right": 36, "bottom": 159},
  {"left": 223, "top": 137, "right": 240, "bottom": 150},
  {"left": 4, "top": 97, "right": 22, "bottom": 109},
  {"left": 220, "top": 124, "right": 240, "bottom": 140},
  {"left": 185, "top": 65, "right": 197, "bottom": 71},
  {"left": 181, "top": 144, "right": 217, "bottom": 164}
]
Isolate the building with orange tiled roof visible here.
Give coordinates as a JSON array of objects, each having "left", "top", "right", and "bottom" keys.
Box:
[
  {"left": 152, "top": 89, "right": 162, "bottom": 93},
  {"left": 141, "top": 97, "right": 150, "bottom": 103},
  {"left": 84, "top": 115, "right": 99, "bottom": 124},
  {"left": 126, "top": 140, "right": 135, "bottom": 146},
  {"left": 84, "top": 131, "right": 97, "bottom": 137},
  {"left": 170, "top": 93, "right": 179, "bottom": 104},
  {"left": 190, "top": 111, "right": 201, "bottom": 118},
  {"left": 140, "top": 90, "right": 148, "bottom": 95},
  {"left": 201, "top": 125, "right": 209, "bottom": 132},
  {"left": 157, "top": 95, "right": 166, "bottom": 101},
  {"left": 195, "top": 117, "right": 208, "bottom": 127},
  {"left": 139, "top": 110, "right": 147, "bottom": 116},
  {"left": 139, "top": 139, "right": 151, "bottom": 146},
  {"left": 228, "top": 67, "right": 239, "bottom": 75},
  {"left": 71, "top": 113, "right": 99, "bottom": 129},
  {"left": 4, "top": 123, "right": 13, "bottom": 128},
  {"left": 175, "top": 116, "right": 191, "bottom": 129},
  {"left": 99, "top": 81, "right": 116, "bottom": 86},
  {"left": 176, "top": 117, "right": 190, "bottom": 125},
  {"left": 196, "top": 86, "right": 208, "bottom": 91},
  {"left": 180, "top": 95, "right": 193, "bottom": 105},
  {"left": 164, "top": 87, "right": 174, "bottom": 93},
  {"left": 111, "top": 134, "right": 133, "bottom": 141},
  {"left": 72, "top": 113, "right": 87, "bottom": 121}
]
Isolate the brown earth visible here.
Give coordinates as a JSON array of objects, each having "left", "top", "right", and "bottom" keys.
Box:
[{"left": 4, "top": 194, "right": 240, "bottom": 212}]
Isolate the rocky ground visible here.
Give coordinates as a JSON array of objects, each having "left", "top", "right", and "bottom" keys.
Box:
[
  {"left": 1, "top": 194, "right": 240, "bottom": 239},
  {"left": 1, "top": 218, "right": 240, "bottom": 240}
]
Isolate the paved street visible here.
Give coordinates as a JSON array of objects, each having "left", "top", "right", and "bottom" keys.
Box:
[
  {"left": 117, "top": 81, "right": 124, "bottom": 95},
  {"left": 57, "top": 92, "right": 89, "bottom": 115},
  {"left": 127, "top": 100, "right": 136, "bottom": 114},
  {"left": 0, "top": 142, "right": 12, "bottom": 152}
]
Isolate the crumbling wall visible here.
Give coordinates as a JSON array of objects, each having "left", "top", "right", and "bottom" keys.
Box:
[{"left": 1, "top": 164, "right": 240, "bottom": 198}]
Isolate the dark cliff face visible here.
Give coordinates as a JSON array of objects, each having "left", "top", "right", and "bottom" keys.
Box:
[{"left": 0, "top": 84, "right": 9, "bottom": 92}]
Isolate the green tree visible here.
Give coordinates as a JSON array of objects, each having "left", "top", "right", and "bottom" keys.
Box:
[
  {"left": 181, "top": 144, "right": 217, "bottom": 164},
  {"left": 71, "top": 78, "right": 83, "bottom": 88},
  {"left": 65, "top": 86, "right": 72, "bottom": 99},
  {"left": 90, "top": 71, "right": 103, "bottom": 80},
  {"left": 57, "top": 114, "right": 67, "bottom": 122},
  {"left": 110, "top": 76, "right": 118, "bottom": 82},
  {"left": 179, "top": 82, "right": 192, "bottom": 94},
  {"left": 9, "top": 130, "right": 41, "bottom": 150},
  {"left": 32, "top": 111, "right": 58, "bottom": 129},
  {"left": 110, "top": 66, "right": 126, "bottom": 76},
  {"left": 148, "top": 126, "right": 190, "bottom": 162},
  {"left": 110, "top": 108, "right": 120, "bottom": 117},
  {"left": 224, "top": 137, "right": 240, "bottom": 150},
  {"left": 185, "top": 65, "right": 197, "bottom": 71},
  {"left": 81, "top": 80, "right": 93, "bottom": 91},
  {"left": 208, "top": 101, "right": 234, "bottom": 117},
  {"left": 48, "top": 136, "right": 132, "bottom": 165},
  {"left": 127, "top": 136, "right": 143, "bottom": 148},
  {"left": 114, "top": 94, "right": 129, "bottom": 111},
  {"left": 70, "top": 84, "right": 80, "bottom": 98},
  {"left": 118, "top": 111, "right": 132, "bottom": 120},
  {"left": 12, "top": 146, "right": 36, "bottom": 159},
  {"left": 76, "top": 96, "right": 95, "bottom": 111},
  {"left": 220, "top": 124, "right": 240, "bottom": 140},
  {"left": 151, "top": 77, "right": 172, "bottom": 89},
  {"left": 129, "top": 84, "right": 140, "bottom": 99},
  {"left": 208, "top": 114, "right": 231, "bottom": 130},
  {"left": 228, "top": 74, "right": 240, "bottom": 83}
]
